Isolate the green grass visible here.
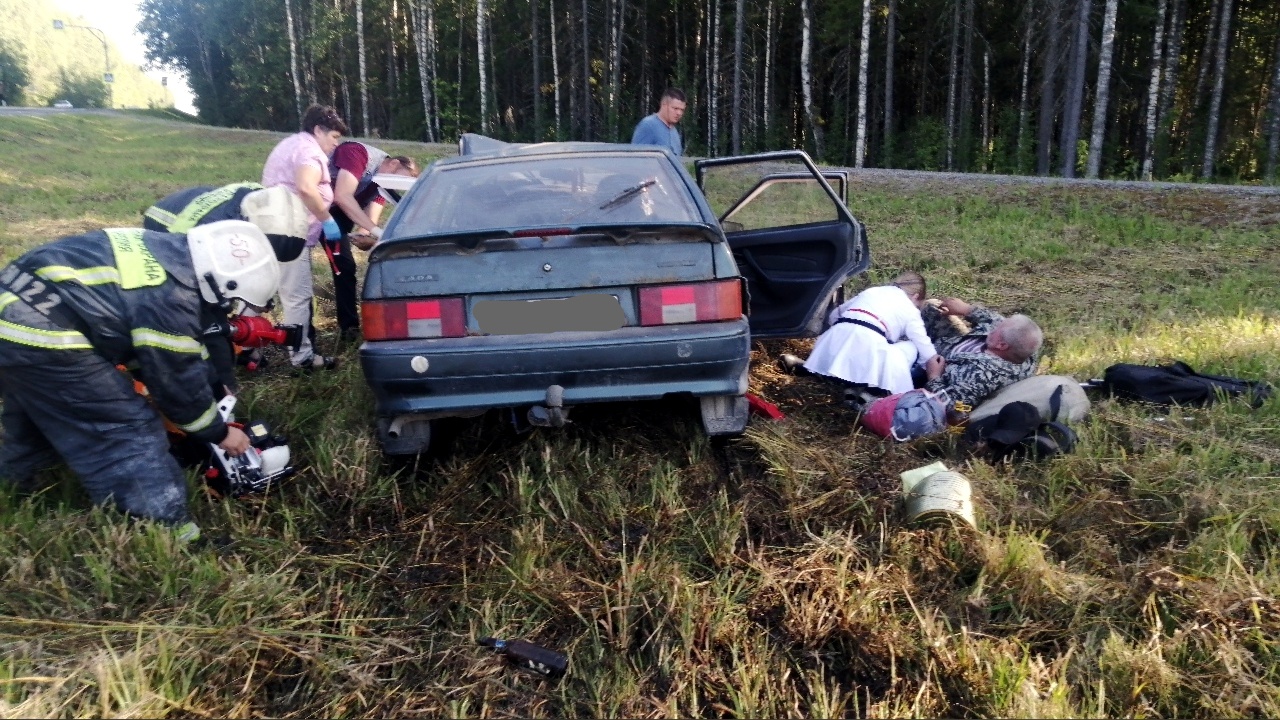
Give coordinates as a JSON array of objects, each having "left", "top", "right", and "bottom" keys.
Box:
[{"left": 2, "top": 113, "right": 1279, "bottom": 717}]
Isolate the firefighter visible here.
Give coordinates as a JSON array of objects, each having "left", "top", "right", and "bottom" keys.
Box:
[
  {"left": 144, "top": 184, "right": 311, "bottom": 389},
  {"left": 0, "top": 221, "right": 280, "bottom": 540},
  {"left": 143, "top": 183, "right": 310, "bottom": 265}
]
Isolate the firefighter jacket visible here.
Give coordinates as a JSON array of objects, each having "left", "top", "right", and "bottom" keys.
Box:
[
  {"left": 0, "top": 229, "right": 229, "bottom": 444},
  {"left": 142, "top": 183, "right": 261, "bottom": 233}
]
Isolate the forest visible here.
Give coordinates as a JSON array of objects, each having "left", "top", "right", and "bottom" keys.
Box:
[{"left": 133, "top": 0, "right": 1279, "bottom": 182}]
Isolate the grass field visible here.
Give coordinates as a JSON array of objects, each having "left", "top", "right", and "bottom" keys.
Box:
[{"left": 2, "top": 113, "right": 1279, "bottom": 718}]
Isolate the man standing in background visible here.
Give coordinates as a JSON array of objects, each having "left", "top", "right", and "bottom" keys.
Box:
[{"left": 631, "top": 88, "right": 686, "bottom": 156}]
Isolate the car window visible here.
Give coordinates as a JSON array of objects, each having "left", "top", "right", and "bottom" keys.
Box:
[
  {"left": 699, "top": 160, "right": 844, "bottom": 232},
  {"left": 394, "top": 154, "right": 701, "bottom": 236}
]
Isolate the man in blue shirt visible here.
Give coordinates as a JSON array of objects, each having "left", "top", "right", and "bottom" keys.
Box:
[{"left": 631, "top": 88, "right": 686, "bottom": 156}]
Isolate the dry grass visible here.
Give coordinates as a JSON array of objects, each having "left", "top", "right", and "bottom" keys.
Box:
[{"left": 2, "top": 114, "right": 1279, "bottom": 718}]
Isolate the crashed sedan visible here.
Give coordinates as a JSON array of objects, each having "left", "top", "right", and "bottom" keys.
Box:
[{"left": 360, "top": 135, "right": 869, "bottom": 455}]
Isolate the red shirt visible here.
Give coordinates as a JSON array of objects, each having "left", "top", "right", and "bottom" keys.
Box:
[{"left": 331, "top": 142, "right": 387, "bottom": 208}]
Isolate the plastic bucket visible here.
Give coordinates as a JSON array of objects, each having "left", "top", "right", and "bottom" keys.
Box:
[{"left": 903, "top": 470, "right": 975, "bottom": 528}]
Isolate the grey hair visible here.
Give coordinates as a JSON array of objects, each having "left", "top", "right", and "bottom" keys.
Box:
[{"left": 1000, "top": 314, "right": 1043, "bottom": 363}]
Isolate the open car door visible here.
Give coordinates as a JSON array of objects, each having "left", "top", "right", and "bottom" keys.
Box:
[{"left": 695, "top": 151, "right": 869, "bottom": 339}]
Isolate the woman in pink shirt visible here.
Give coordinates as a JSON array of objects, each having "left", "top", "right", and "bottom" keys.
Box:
[{"left": 261, "top": 104, "right": 349, "bottom": 370}]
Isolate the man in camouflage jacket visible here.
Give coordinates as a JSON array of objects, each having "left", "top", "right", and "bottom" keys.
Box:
[{"left": 920, "top": 297, "right": 1043, "bottom": 409}]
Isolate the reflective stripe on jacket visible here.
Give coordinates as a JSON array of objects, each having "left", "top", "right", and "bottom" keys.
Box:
[
  {"left": 142, "top": 183, "right": 262, "bottom": 233},
  {"left": 0, "top": 229, "right": 227, "bottom": 442}
]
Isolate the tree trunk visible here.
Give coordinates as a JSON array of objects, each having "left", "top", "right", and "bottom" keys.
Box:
[
  {"left": 732, "top": 0, "right": 744, "bottom": 153},
  {"left": 1141, "top": 0, "right": 1168, "bottom": 180},
  {"left": 981, "top": 49, "right": 989, "bottom": 171},
  {"left": 882, "top": 0, "right": 896, "bottom": 166},
  {"left": 284, "top": 0, "right": 303, "bottom": 124},
  {"left": 357, "top": 0, "right": 370, "bottom": 136},
  {"left": 854, "top": 0, "right": 872, "bottom": 168},
  {"left": 1155, "top": 0, "right": 1185, "bottom": 171},
  {"left": 1200, "top": 0, "right": 1233, "bottom": 178},
  {"left": 763, "top": 0, "right": 773, "bottom": 135},
  {"left": 532, "top": 0, "right": 542, "bottom": 139},
  {"left": 428, "top": 0, "right": 441, "bottom": 140},
  {"left": 1059, "top": 0, "right": 1091, "bottom": 178},
  {"left": 581, "top": 0, "right": 590, "bottom": 139},
  {"left": 477, "top": 0, "right": 489, "bottom": 133},
  {"left": 1266, "top": 27, "right": 1280, "bottom": 182},
  {"left": 957, "top": 0, "right": 974, "bottom": 170},
  {"left": 1036, "top": 0, "right": 1062, "bottom": 176},
  {"left": 1192, "top": 0, "right": 1221, "bottom": 112},
  {"left": 800, "top": 0, "right": 823, "bottom": 158},
  {"left": 944, "top": 0, "right": 959, "bottom": 169},
  {"left": 1085, "top": 0, "right": 1118, "bottom": 179},
  {"left": 1016, "top": 9, "right": 1032, "bottom": 173},
  {"left": 550, "top": 0, "right": 562, "bottom": 139},
  {"left": 710, "top": 0, "right": 720, "bottom": 155},
  {"left": 410, "top": 0, "right": 435, "bottom": 142}
]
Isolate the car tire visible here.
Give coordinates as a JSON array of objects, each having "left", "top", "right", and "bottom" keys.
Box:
[
  {"left": 700, "top": 394, "right": 749, "bottom": 437},
  {"left": 378, "top": 416, "right": 433, "bottom": 456}
]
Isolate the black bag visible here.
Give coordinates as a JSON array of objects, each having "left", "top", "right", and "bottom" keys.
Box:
[
  {"left": 1101, "top": 361, "right": 1272, "bottom": 408},
  {"left": 966, "top": 392, "right": 1079, "bottom": 462}
]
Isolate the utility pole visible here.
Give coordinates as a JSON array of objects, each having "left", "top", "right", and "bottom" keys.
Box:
[{"left": 53, "top": 20, "right": 112, "bottom": 108}]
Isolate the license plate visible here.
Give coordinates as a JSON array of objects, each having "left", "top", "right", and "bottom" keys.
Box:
[{"left": 473, "top": 294, "right": 626, "bottom": 335}]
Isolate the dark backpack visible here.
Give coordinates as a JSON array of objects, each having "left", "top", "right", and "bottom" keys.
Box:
[
  {"left": 965, "top": 390, "right": 1080, "bottom": 462},
  {"left": 1101, "top": 362, "right": 1272, "bottom": 408}
]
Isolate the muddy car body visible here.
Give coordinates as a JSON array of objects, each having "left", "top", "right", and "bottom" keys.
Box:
[{"left": 360, "top": 135, "right": 869, "bottom": 454}]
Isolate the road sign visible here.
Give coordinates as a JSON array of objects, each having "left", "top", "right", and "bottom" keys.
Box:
[{"left": 104, "top": 73, "right": 114, "bottom": 84}]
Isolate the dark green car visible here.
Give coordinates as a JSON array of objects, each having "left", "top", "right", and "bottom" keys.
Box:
[{"left": 360, "top": 135, "right": 869, "bottom": 455}]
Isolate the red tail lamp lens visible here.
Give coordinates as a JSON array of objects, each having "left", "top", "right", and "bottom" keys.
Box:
[
  {"left": 638, "top": 280, "right": 743, "bottom": 326},
  {"left": 362, "top": 298, "right": 466, "bottom": 340}
]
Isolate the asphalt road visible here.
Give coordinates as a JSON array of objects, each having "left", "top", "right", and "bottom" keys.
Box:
[{"left": 2, "top": 106, "right": 1277, "bottom": 197}]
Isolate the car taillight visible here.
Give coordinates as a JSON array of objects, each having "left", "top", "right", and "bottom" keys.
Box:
[
  {"left": 638, "top": 280, "right": 743, "bottom": 326},
  {"left": 363, "top": 298, "right": 467, "bottom": 340}
]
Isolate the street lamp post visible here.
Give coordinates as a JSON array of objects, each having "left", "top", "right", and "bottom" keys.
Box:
[{"left": 52, "top": 20, "right": 112, "bottom": 109}]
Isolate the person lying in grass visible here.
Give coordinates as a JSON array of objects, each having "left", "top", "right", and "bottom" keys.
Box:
[
  {"left": 922, "top": 296, "right": 1043, "bottom": 408},
  {"left": 781, "top": 271, "right": 944, "bottom": 396}
]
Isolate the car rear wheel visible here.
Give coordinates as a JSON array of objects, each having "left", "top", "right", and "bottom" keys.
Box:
[
  {"left": 700, "top": 394, "right": 749, "bottom": 437},
  {"left": 378, "top": 416, "right": 433, "bottom": 456}
]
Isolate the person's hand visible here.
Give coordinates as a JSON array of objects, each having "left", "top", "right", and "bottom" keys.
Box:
[
  {"left": 351, "top": 233, "right": 377, "bottom": 251},
  {"left": 219, "top": 426, "right": 252, "bottom": 457},
  {"left": 321, "top": 217, "right": 342, "bottom": 241},
  {"left": 925, "top": 354, "right": 946, "bottom": 380},
  {"left": 937, "top": 297, "right": 973, "bottom": 317}
]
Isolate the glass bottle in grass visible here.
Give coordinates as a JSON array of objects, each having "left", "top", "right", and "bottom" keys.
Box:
[{"left": 478, "top": 637, "right": 568, "bottom": 678}]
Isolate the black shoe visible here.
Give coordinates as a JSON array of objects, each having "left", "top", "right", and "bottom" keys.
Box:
[
  {"left": 291, "top": 355, "right": 339, "bottom": 375},
  {"left": 778, "top": 353, "right": 807, "bottom": 375}
]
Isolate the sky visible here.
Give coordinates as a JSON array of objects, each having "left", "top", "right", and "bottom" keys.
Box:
[{"left": 53, "top": 0, "right": 197, "bottom": 114}]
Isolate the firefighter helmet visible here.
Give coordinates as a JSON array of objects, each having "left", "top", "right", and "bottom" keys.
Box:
[{"left": 187, "top": 220, "right": 280, "bottom": 309}]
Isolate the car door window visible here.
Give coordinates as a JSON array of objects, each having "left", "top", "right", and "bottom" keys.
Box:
[{"left": 695, "top": 153, "right": 867, "bottom": 339}]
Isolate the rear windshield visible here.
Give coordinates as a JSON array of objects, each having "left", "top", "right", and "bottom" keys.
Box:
[{"left": 392, "top": 154, "right": 702, "bottom": 236}]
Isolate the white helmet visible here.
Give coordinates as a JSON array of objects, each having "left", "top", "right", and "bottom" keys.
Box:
[
  {"left": 240, "top": 186, "right": 310, "bottom": 241},
  {"left": 187, "top": 220, "right": 281, "bottom": 309}
]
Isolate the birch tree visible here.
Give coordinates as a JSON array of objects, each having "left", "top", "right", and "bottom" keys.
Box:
[
  {"left": 357, "top": 0, "right": 370, "bottom": 136},
  {"left": 1192, "top": 0, "right": 1221, "bottom": 112},
  {"left": 1155, "top": 0, "right": 1184, "bottom": 164},
  {"left": 284, "top": 0, "right": 303, "bottom": 123},
  {"left": 800, "top": 0, "right": 823, "bottom": 158},
  {"left": 1200, "top": 0, "right": 1233, "bottom": 178},
  {"left": 410, "top": 0, "right": 435, "bottom": 141},
  {"left": 1266, "top": 28, "right": 1280, "bottom": 182},
  {"left": 1141, "top": 0, "right": 1167, "bottom": 180},
  {"left": 882, "top": 0, "right": 896, "bottom": 165},
  {"left": 550, "top": 0, "right": 562, "bottom": 139},
  {"left": 1036, "top": 0, "right": 1063, "bottom": 176},
  {"left": 731, "top": 0, "right": 744, "bottom": 153},
  {"left": 763, "top": 0, "right": 773, "bottom": 135},
  {"left": 1059, "top": 0, "right": 1091, "bottom": 178},
  {"left": 1016, "top": 9, "right": 1032, "bottom": 172},
  {"left": 532, "top": 0, "right": 542, "bottom": 138},
  {"left": 1085, "top": 0, "right": 1118, "bottom": 179},
  {"left": 853, "top": 0, "right": 872, "bottom": 167},
  {"left": 981, "top": 50, "right": 989, "bottom": 170},
  {"left": 477, "top": 0, "right": 489, "bottom": 133},
  {"left": 944, "top": 0, "right": 959, "bottom": 169}
]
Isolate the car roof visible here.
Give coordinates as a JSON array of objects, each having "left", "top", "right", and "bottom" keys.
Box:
[{"left": 447, "top": 133, "right": 675, "bottom": 164}]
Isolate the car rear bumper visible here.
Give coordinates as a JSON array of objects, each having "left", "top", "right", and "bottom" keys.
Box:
[{"left": 359, "top": 321, "right": 750, "bottom": 417}]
